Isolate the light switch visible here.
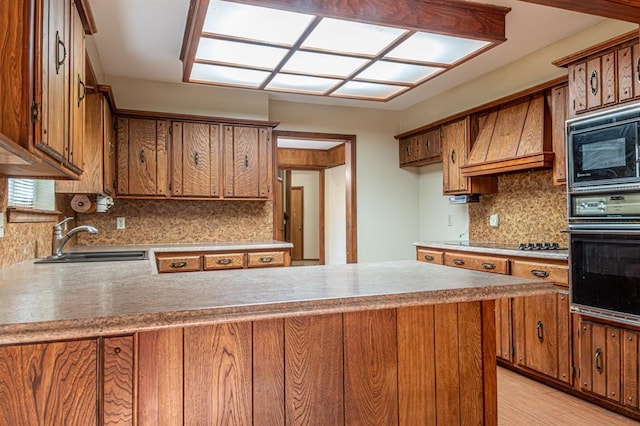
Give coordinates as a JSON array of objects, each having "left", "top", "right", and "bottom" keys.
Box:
[
  {"left": 0, "top": 212, "right": 4, "bottom": 238},
  {"left": 116, "top": 217, "right": 125, "bottom": 230}
]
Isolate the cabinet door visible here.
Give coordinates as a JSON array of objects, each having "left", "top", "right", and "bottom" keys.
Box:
[
  {"left": 550, "top": 84, "right": 568, "bottom": 185},
  {"left": 103, "top": 336, "right": 134, "bottom": 425},
  {"left": 442, "top": 118, "right": 469, "bottom": 194},
  {"left": 619, "top": 46, "right": 635, "bottom": 102},
  {"left": 171, "top": 122, "right": 219, "bottom": 197},
  {"left": 417, "top": 129, "right": 441, "bottom": 161},
  {"left": 569, "top": 62, "right": 587, "bottom": 115},
  {"left": 514, "top": 293, "right": 559, "bottom": 379},
  {"left": 623, "top": 330, "right": 639, "bottom": 409},
  {"left": 579, "top": 321, "right": 621, "bottom": 402},
  {"left": 0, "top": 340, "right": 97, "bottom": 425},
  {"left": 223, "top": 125, "right": 272, "bottom": 198},
  {"left": 398, "top": 137, "right": 413, "bottom": 165},
  {"left": 495, "top": 297, "right": 513, "bottom": 362},
  {"left": 69, "top": 0, "right": 85, "bottom": 169},
  {"left": 117, "top": 117, "right": 168, "bottom": 196},
  {"left": 103, "top": 96, "right": 116, "bottom": 195}
]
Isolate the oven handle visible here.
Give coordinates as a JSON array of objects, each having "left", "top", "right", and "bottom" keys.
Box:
[{"left": 564, "top": 227, "right": 640, "bottom": 234}]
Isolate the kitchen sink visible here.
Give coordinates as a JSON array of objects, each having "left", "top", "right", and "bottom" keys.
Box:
[{"left": 35, "top": 250, "right": 148, "bottom": 264}]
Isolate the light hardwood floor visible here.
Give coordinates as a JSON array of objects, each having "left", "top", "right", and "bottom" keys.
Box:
[{"left": 498, "top": 367, "right": 639, "bottom": 425}]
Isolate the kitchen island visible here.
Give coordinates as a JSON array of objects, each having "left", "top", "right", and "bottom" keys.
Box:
[{"left": 0, "top": 258, "right": 554, "bottom": 425}]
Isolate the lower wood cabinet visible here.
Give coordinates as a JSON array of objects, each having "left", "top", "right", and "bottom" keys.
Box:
[
  {"left": 579, "top": 319, "right": 622, "bottom": 403},
  {"left": 155, "top": 249, "right": 291, "bottom": 273}
]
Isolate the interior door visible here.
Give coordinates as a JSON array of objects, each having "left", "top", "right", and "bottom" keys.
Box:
[{"left": 291, "top": 186, "right": 304, "bottom": 260}]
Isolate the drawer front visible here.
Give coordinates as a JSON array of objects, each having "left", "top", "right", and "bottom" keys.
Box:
[
  {"left": 511, "top": 260, "right": 568, "bottom": 286},
  {"left": 204, "top": 253, "right": 245, "bottom": 270},
  {"left": 248, "top": 251, "right": 286, "bottom": 268},
  {"left": 157, "top": 255, "right": 202, "bottom": 273},
  {"left": 416, "top": 248, "right": 444, "bottom": 264},
  {"left": 444, "top": 252, "right": 509, "bottom": 274}
]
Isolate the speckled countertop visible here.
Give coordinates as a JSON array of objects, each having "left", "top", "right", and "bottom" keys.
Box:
[
  {"left": 0, "top": 252, "right": 556, "bottom": 345},
  {"left": 414, "top": 241, "right": 569, "bottom": 261}
]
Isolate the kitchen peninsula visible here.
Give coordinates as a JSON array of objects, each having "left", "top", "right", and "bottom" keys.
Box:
[{"left": 0, "top": 257, "right": 554, "bottom": 425}]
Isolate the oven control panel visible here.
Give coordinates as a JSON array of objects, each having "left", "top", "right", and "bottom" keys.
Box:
[{"left": 572, "top": 192, "right": 640, "bottom": 217}]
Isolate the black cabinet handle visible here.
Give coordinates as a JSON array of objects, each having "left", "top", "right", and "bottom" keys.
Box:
[
  {"left": 637, "top": 57, "right": 640, "bottom": 83},
  {"left": 169, "top": 261, "right": 187, "bottom": 268},
  {"left": 244, "top": 155, "right": 249, "bottom": 168},
  {"left": 453, "top": 259, "right": 464, "bottom": 266},
  {"left": 55, "top": 31, "right": 67, "bottom": 74},
  {"left": 424, "top": 255, "right": 435, "bottom": 261},
  {"left": 77, "top": 74, "right": 86, "bottom": 107},
  {"left": 426, "top": 138, "right": 431, "bottom": 152},
  {"left": 140, "top": 149, "right": 145, "bottom": 164},
  {"left": 590, "top": 70, "right": 599, "bottom": 96},
  {"left": 595, "top": 347, "right": 603, "bottom": 374},
  {"left": 194, "top": 151, "right": 199, "bottom": 166},
  {"left": 216, "top": 258, "right": 232, "bottom": 265},
  {"left": 530, "top": 269, "right": 549, "bottom": 278},
  {"left": 259, "top": 257, "right": 274, "bottom": 263},
  {"left": 451, "top": 149, "right": 456, "bottom": 164},
  {"left": 537, "top": 320, "right": 544, "bottom": 343},
  {"left": 482, "top": 262, "right": 496, "bottom": 270}
]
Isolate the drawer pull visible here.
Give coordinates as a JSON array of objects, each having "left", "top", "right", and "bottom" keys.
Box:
[
  {"left": 530, "top": 269, "right": 549, "bottom": 278},
  {"left": 482, "top": 262, "right": 496, "bottom": 270},
  {"left": 169, "top": 261, "right": 188, "bottom": 268},
  {"left": 637, "top": 57, "right": 640, "bottom": 83},
  {"left": 259, "top": 257, "right": 274, "bottom": 263},
  {"left": 453, "top": 259, "right": 464, "bottom": 266},
  {"left": 216, "top": 258, "right": 232, "bottom": 265},
  {"left": 537, "top": 320, "right": 544, "bottom": 343},
  {"left": 590, "top": 70, "right": 599, "bottom": 96},
  {"left": 595, "top": 347, "right": 603, "bottom": 374},
  {"left": 424, "top": 255, "right": 435, "bottom": 261}
]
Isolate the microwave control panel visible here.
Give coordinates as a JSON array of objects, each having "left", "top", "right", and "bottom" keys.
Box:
[{"left": 572, "top": 192, "right": 640, "bottom": 217}]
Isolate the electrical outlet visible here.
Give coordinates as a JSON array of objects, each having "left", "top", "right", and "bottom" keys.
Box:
[
  {"left": 0, "top": 212, "right": 4, "bottom": 238},
  {"left": 489, "top": 213, "right": 500, "bottom": 228},
  {"left": 116, "top": 217, "right": 126, "bottom": 230},
  {"left": 447, "top": 215, "right": 453, "bottom": 227}
]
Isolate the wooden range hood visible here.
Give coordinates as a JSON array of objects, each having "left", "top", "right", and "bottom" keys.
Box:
[{"left": 460, "top": 94, "right": 554, "bottom": 177}]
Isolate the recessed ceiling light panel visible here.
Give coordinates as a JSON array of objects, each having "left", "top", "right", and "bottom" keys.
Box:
[
  {"left": 196, "top": 38, "right": 289, "bottom": 69},
  {"left": 386, "top": 32, "right": 491, "bottom": 65},
  {"left": 190, "top": 63, "right": 270, "bottom": 88},
  {"left": 332, "top": 81, "right": 407, "bottom": 99},
  {"left": 282, "top": 51, "right": 368, "bottom": 78},
  {"left": 356, "top": 61, "right": 443, "bottom": 84},
  {"left": 266, "top": 74, "right": 341, "bottom": 94},
  {"left": 203, "top": 0, "right": 314, "bottom": 46},
  {"left": 302, "top": 18, "right": 406, "bottom": 56}
]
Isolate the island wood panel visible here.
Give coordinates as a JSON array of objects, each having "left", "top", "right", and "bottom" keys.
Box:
[
  {"left": 253, "top": 319, "right": 285, "bottom": 425},
  {"left": 496, "top": 297, "right": 513, "bottom": 361},
  {"left": 0, "top": 340, "right": 97, "bottom": 426},
  {"left": 184, "top": 323, "right": 252, "bottom": 425},
  {"left": 284, "top": 314, "right": 344, "bottom": 425},
  {"left": 623, "top": 330, "right": 639, "bottom": 409},
  {"left": 103, "top": 336, "right": 134, "bottom": 426},
  {"left": 397, "top": 305, "right": 436, "bottom": 424},
  {"left": 137, "top": 328, "right": 183, "bottom": 426},
  {"left": 344, "top": 309, "right": 398, "bottom": 425},
  {"left": 458, "top": 301, "right": 486, "bottom": 425},
  {"left": 434, "top": 303, "right": 462, "bottom": 425}
]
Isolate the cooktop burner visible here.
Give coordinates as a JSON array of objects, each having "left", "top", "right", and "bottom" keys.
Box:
[
  {"left": 518, "top": 242, "right": 566, "bottom": 251},
  {"left": 444, "top": 241, "right": 567, "bottom": 251}
]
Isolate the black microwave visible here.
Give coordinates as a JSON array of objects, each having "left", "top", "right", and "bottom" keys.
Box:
[{"left": 568, "top": 105, "right": 640, "bottom": 191}]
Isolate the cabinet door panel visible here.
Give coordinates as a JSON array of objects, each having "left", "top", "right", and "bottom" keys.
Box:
[
  {"left": 569, "top": 62, "right": 587, "bottom": 114},
  {"left": 184, "top": 323, "right": 252, "bottom": 426},
  {"left": 69, "top": 0, "right": 84, "bottom": 169},
  {"left": 224, "top": 126, "right": 259, "bottom": 197},
  {"left": 619, "top": 46, "right": 634, "bottom": 101},
  {"left": 633, "top": 43, "right": 640, "bottom": 100},
  {"left": 128, "top": 118, "right": 159, "bottom": 195},
  {"left": 557, "top": 293, "right": 572, "bottom": 384},
  {"left": 258, "top": 127, "right": 271, "bottom": 197},
  {"left": 0, "top": 340, "right": 97, "bottom": 425},
  {"left": 496, "top": 297, "right": 512, "bottom": 361},
  {"left": 253, "top": 319, "right": 285, "bottom": 426},
  {"left": 602, "top": 52, "right": 616, "bottom": 106},
  {"left": 623, "top": 330, "right": 639, "bottom": 408},
  {"left": 172, "top": 122, "right": 213, "bottom": 197},
  {"left": 607, "top": 328, "right": 621, "bottom": 402},
  {"left": 580, "top": 321, "right": 593, "bottom": 392},
  {"left": 434, "top": 303, "right": 461, "bottom": 424},
  {"left": 103, "top": 98, "right": 116, "bottom": 195},
  {"left": 103, "top": 336, "right": 134, "bottom": 425},
  {"left": 442, "top": 118, "right": 469, "bottom": 193},
  {"left": 515, "top": 293, "right": 558, "bottom": 379},
  {"left": 551, "top": 85, "right": 568, "bottom": 185}
]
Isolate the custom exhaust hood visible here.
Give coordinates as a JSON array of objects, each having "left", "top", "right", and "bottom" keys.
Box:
[{"left": 460, "top": 94, "right": 554, "bottom": 177}]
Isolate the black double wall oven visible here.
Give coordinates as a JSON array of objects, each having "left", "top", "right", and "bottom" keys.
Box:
[{"left": 567, "top": 103, "right": 640, "bottom": 325}]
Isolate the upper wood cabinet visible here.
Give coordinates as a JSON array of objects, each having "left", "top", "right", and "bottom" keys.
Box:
[
  {"left": 397, "top": 128, "right": 441, "bottom": 167},
  {"left": 117, "top": 117, "right": 169, "bottom": 197},
  {"left": 223, "top": 125, "right": 272, "bottom": 199},
  {"left": 555, "top": 31, "right": 640, "bottom": 118},
  {"left": 0, "top": 0, "right": 94, "bottom": 179},
  {"left": 171, "top": 121, "right": 220, "bottom": 197},
  {"left": 549, "top": 84, "right": 569, "bottom": 186},
  {"left": 441, "top": 117, "right": 496, "bottom": 195}
]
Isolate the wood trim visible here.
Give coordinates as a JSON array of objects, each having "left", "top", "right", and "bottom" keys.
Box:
[
  {"left": 97, "top": 85, "right": 117, "bottom": 113},
  {"left": 460, "top": 152, "right": 555, "bottom": 176},
  {"left": 180, "top": 0, "right": 209, "bottom": 82},
  {"left": 553, "top": 30, "right": 639, "bottom": 67},
  {"left": 116, "top": 109, "right": 279, "bottom": 128},
  {"left": 516, "top": 1, "right": 640, "bottom": 23},
  {"left": 394, "top": 76, "right": 568, "bottom": 139},
  {"left": 319, "top": 169, "right": 325, "bottom": 265},
  {"left": 6, "top": 207, "right": 61, "bottom": 223},
  {"left": 232, "top": 0, "right": 510, "bottom": 41},
  {"left": 75, "top": 0, "right": 98, "bottom": 34}
]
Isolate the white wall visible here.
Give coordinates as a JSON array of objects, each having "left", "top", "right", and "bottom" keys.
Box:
[
  {"left": 325, "top": 165, "right": 346, "bottom": 265},
  {"left": 291, "top": 171, "right": 320, "bottom": 259},
  {"left": 418, "top": 163, "right": 469, "bottom": 242}
]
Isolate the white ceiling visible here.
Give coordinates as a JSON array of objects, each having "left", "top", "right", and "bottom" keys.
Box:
[
  {"left": 277, "top": 138, "right": 344, "bottom": 150},
  {"left": 87, "top": 0, "right": 609, "bottom": 111}
]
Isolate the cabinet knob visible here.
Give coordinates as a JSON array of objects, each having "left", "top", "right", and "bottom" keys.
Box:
[
  {"left": 482, "top": 263, "right": 496, "bottom": 270},
  {"left": 169, "top": 261, "right": 188, "bottom": 268},
  {"left": 424, "top": 255, "right": 434, "bottom": 261},
  {"left": 453, "top": 259, "right": 464, "bottom": 266},
  {"left": 590, "top": 70, "right": 599, "bottom": 96}
]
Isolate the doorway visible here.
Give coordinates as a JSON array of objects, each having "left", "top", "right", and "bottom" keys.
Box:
[
  {"left": 273, "top": 130, "right": 357, "bottom": 264},
  {"left": 290, "top": 186, "right": 304, "bottom": 260}
]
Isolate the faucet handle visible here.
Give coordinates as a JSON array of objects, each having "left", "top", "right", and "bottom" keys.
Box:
[{"left": 54, "top": 217, "right": 74, "bottom": 231}]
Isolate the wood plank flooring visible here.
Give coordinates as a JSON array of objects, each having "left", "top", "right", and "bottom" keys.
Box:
[{"left": 498, "top": 367, "right": 638, "bottom": 425}]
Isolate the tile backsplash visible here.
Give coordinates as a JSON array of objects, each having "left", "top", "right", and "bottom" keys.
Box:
[
  {"left": 468, "top": 170, "right": 567, "bottom": 245},
  {"left": 72, "top": 198, "right": 274, "bottom": 245}
]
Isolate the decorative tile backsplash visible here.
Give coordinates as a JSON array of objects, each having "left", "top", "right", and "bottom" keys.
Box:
[
  {"left": 468, "top": 170, "right": 568, "bottom": 245},
  {"left": 72, "top": 198, "right": 274, "bottom": 245}
]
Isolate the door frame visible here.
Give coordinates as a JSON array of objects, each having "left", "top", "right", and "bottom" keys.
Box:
[
  {"left": 273, "top": 130, "right": 357, "bottom": 264},
  {"left": 290, "top": 185, "right": 304, "bottom": 260}
]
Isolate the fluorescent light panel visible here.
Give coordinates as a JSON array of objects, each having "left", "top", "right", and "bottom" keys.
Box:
[{"left": 188, "top": 0, "right": 497, "bottom": 101}]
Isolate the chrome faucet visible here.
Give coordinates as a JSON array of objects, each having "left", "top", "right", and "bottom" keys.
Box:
[{"left": 51, "top": 217, "right": 98, "bottom": 258}]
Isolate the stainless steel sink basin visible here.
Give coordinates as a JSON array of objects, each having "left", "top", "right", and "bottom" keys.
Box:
[{"left": 35, "top": 250, "right": 148, "bottom": 264}]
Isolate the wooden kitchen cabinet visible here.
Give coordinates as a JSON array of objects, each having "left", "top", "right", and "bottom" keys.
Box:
[
  {"left": 0, "top": 339, "right": 98, "bottom": 425},
  {"left": 514, "top": 291, "right": 572, "bottom": 384},
  {"left": 444, "top": 251, "right": 509, "bottom": 274},
  {"left": 102, "top": 88, "right": 117, "bottom": 196},
  {"left": 398, "top": 128, "right": 441, "bottom": 167},
  {"left": 416, "top": 247, "right": 444, "bottom": 264},
  {"left": 223, "top": 125, "right": 272, "bottom": 199},
  {"left": 579, "top": 320, "right": 622, "bottom": 403},
  {"left": 441, "top": 117, "right": 496, "bottom": 195},
  {"left": 171, "top": 121, "right": 220, "bottom": 197},
  {"left": 117, "top": 117, "right": 169, "bottom": 196},
  {"left": 510, "top": 258, "right": 569, "bottom": 287},
  {"left": 550, "top": 84, "right": 568, "bottom": 186},
  {"left": 155, "top": 248, "right": 291, "bottom": 273}
]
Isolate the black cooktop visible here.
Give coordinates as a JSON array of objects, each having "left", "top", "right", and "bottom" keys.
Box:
[{"left": 446, "top": 241, "right": 567, "bottom": 251}]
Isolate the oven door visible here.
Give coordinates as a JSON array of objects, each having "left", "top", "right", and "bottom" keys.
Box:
[
  {"left": 569, "top": 120, "right": 639, "bottom": 188},
  {"left": 569, "top": 227, "right": 640, "bottom": 324}
]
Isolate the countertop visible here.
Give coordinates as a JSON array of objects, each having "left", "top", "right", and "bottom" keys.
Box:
[
  {"left": 414, "top": 241, "right": 569, "bottom": 261},
  {"left": 0, "top": 256, "right": 554, "bottom": 345}
]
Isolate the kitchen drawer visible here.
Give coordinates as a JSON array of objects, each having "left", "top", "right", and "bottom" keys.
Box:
[
  {"left": 511, "top": 260, "right": 568, "bottom": 286},
  {"left": 204, "top": 253, "right": 245, "bottom": 270},
  {"left": 157, "top": 255, "right": 202, "bottom": 273},
  {"left": 416, "top": 248, "right": 444, "bottom": 264},
  {"left": 444, "top": 252, "right": 509, "bottom": 274},
  {"left": 248, "top": 251, "right": 286, "bottom": 268}
]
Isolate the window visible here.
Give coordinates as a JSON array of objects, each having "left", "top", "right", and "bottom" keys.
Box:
[{"left": 7, "top": 178, "right": 57, "bottom": 221}]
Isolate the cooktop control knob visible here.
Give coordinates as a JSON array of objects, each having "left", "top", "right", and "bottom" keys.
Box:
[
  {"left": 544, "top": 242, "right": 551, "bottom": 249},
  {"left": 551, "top": 242, "right": 560, "bottom": 249}
]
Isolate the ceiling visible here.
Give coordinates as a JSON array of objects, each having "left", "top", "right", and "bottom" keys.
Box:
[{"left": 88, "top": 0, "right": 610, "bottom": 111}]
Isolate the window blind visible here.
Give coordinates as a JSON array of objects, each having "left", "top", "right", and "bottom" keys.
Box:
[{"left": 7, "top": 179, "right": 55, "bottom": 210}]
